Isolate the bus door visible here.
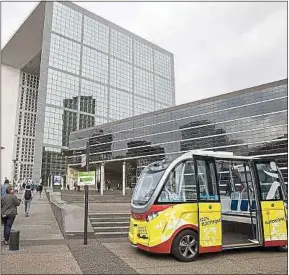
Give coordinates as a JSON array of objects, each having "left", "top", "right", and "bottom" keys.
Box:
[
  {"left": 194, "top": 155, "right": 222, "bottom": 253},
  {"left": 253, "top": 160, "right": 287, "bottom": 247}
]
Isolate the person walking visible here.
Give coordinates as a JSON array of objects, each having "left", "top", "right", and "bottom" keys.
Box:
[
  {"left": 31, "top": 183, "right": 35, "bottom": 194},
  {"left": 1, "top": 186, "right": 21, "bottom": 245},
  {"left": 38, "top": 184, "right": 43, "bottom": 199},
  {"left": 22, "top": 185, "right": 33, "bottom": 217},
  {"left": 22, "top": 180, "right": 26, "bottom": 191},
  {"left": 1, "top": 178, "right": 10, "bottom": 198}
]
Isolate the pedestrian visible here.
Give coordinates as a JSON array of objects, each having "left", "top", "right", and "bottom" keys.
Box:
[
  {"left": 22, "top": 185, "right": 33, "bottom": 217},
  {"left": 1, "top": 178, "right": 10, "bottom": 198},
  {"left": 22, "top": 181, "right": 26, "bottom": 190},
  {"left": 38, "top": 184, "right": 43, "bottom": 199},
  {"left": 106, "top": 179, "right": 111, "bottom": 190},
  {"left": 4, "top": 177, "right": 9, "bottom": 185},
  {"left": 1, "top": 185, "right": 21, "bottom": 245},
  {"left": 97, "top": 181, "right": 100, "bottom": 194},
  {"left": 31, "top": 183, "right": 35, "bottom": 194}
]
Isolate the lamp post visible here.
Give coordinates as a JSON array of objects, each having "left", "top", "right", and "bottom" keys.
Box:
[
  {"left": 84, "top": 139, "right": 90, "bottom": 245},
  {"left": 12, "top": 159, "right": 16, "bottom": 186}
]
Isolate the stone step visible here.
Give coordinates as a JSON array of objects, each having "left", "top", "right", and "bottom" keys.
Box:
[
  {"left": 91, "top": 221, "right": 130, "bottom": 227},
  {"left": 93, "top": 226, "right": 130, "bottom": 233},
  {"left": 89, "top": 213, "right": 130, "bottom": 219},
  {"left": 94, "top": 232, "right": 128, "bottom": 238},
  {"left": 89, "top": 217, "right": 130, "bottom": 223}
]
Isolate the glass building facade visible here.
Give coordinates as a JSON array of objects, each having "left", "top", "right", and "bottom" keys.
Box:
[
  {"left": 68, "top": 79, "right": 288, "bottom": 188},
  {"left": 3, "top": 1, "right": 175, "bottom": 184}
]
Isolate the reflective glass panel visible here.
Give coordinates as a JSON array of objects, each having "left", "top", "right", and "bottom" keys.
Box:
[
  {"left": 83, "top": 16, "right": 109, "bottom": 53},
  {"left": 109, "top": 88, "right": 133, "bottom": 120},
  {"left": 46, "top": 69, "right": 79, "bottom": 108},
  {"left": 52, "top": 2, "right": 82, "bottom": 42},
  {"left": 82, "top": 46, "right": 109, "bottom": 84},
  {"left": 49, "top": 34, "right": 81, "bottom": 74}
]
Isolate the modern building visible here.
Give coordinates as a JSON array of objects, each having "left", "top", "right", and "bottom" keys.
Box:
[
  {"left": 67, "top": 79, "right": 288, "bottom": 191},
  {"left": 1, "top": 1, "right": 175, "bottom": 185}
]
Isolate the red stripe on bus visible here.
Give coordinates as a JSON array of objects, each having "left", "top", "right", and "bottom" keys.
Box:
[
  {"left": 199, "top": 245, "right": 222, "bottom": 253},
  {"left": 131, "top": 204, "right": 173, "bottom": 220},
  {"left": 137, "top": 243, "right": 150, "bottom": 251},
  {"left": 264, "top": 240, "right": 287, "bottom": 247},
  {"left": 137, "top": 224, "right": 199, "bottom": 253}
]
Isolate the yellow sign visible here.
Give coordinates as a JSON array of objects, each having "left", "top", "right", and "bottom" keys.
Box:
[
  {"left": 199, "top": 203, "right": 222, "bottom": 251},
  {"left": 261, "top": 201, "right": 287, "bottom": 244}
]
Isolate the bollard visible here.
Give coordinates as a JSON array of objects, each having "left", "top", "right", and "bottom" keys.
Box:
[{"left": 9, "top": 230, "right": 20, "bottom": 251}]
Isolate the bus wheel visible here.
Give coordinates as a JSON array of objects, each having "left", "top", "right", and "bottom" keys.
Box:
[
  {"left": 171, "top": 229, "right": 199, "bottom": 262},
  {"left": 277, "top": 245, "right": 288, "bottom": 252}
]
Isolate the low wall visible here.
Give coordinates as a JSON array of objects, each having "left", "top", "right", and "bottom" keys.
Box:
[{"left": 46, "top": 190, "right": 95, "bottom": 239}]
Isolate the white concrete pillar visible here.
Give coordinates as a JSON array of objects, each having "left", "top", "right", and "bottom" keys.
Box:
[
  {"left": 122, "top": 161, "right": 126, "bottom": 196},
  {"left": 100, "top": 163, "right": 105, "bottom": 196}
]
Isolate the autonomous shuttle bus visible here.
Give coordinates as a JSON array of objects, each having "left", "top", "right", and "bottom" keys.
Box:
[{"left": 129, "top": 150, "right": 288, "bottom": 262}]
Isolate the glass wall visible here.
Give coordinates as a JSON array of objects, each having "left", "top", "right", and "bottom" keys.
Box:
[
  {"left": 68, "top": 81, "right": 288, "bottom": 183},
  {"left": 40, "top": 1, "right": 175, "bottom": 184}
]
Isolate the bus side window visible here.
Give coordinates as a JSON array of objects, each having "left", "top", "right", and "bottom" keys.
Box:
[
  {"left": 182, "top": 161, "right": 197, "bottom": 201},
  {"left": 256, "top": 162, "right": 282, "bottom": 200},
  {"left": 158, "top": 161, "right": 197, "bottom": 203},
  {"left": 197, "top": 160, "right": 218, "bottom": 201}
]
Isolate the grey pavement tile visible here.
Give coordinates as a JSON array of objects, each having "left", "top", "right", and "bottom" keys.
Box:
[
  {"left": 2, "top": 244, "right": 70, "bottom": 255},
  {"left": 103, "top": 241, "right": 288, "bottom": 274},
  {"left": 136, "top": 254, "right": 287, "bottom": 274},
  {"left": 67, "top": 239, "right": 137, "bottom": 274},
  {"left": 11, "top": 193, "right": 63, "bottom": 241},
  {"left": 1, "top": 250, "right": 82, "bottom": 274},
  {"left": 99, "top": 237, "right": 129, "bottom": 244}
]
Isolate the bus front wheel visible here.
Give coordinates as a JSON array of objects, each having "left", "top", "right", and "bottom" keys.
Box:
[{"left": 171, "top": 229, "right": 199, "bottom": 262}]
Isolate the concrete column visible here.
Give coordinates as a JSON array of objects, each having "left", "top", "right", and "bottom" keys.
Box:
[
  {"left": 100, "top": 163, "right": 105, "bottom": 196},
  {"left": 122, "top": 161, "right": 126, "bottom": 196}
]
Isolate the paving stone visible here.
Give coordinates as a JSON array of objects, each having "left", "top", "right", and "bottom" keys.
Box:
[
  {"left": 67, "top": 239, "right": 137, "bottom": 274},
  {"left": 1, "top": 248, "right": 82, "bottom": 274},
  {"left": 103, "top": 241, "right": 287, "bottom": 274}
]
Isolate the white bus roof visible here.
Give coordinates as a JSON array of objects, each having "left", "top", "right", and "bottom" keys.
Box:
[{"left": 182, "top": 150, "right": 260, "bottom": 160}]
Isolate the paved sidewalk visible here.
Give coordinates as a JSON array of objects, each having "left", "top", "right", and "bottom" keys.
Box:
[{"left": 1, "top": 191, "right": 82, "bottom": 274}]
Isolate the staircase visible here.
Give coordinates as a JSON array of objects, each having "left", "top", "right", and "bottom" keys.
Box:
[
  {"left": 89, "top": 212, "right": 131, "bottom": 238},
  {"left": 61, "top": 190, "right": 133, "bottom": 203}
]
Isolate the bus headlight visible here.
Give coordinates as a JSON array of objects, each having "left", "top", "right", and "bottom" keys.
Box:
[{"left": 146, "top": 212, "right": 159, "bottom": 222}]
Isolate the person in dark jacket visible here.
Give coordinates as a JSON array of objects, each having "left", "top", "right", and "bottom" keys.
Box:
[
  {"left": 22, "top": 185, "right": 33, "bottom": 217},
  {"left": 38, "top": 184, "right": 43, "bottom": 198},
  {"left": 1, "top": 186, "right": 21, "bottom": 244}
]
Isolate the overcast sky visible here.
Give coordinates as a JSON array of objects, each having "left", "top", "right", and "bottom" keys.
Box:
[{"left": 1, "top": 1, "right": 287, "bottom": 104}]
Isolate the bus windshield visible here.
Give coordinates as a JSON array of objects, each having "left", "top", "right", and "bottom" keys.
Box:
[{"left": 132, "top": 161, "right": 169, "bottom": 206}]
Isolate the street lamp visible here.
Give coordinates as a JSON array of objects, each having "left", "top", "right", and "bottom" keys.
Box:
[{"left": 77, "top": 136, "right": 91, "bottom": 246}]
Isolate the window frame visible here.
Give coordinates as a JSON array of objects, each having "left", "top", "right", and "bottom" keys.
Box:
[
  {"left": 154, "top": 159, "right": 198, "bottom": 205},
  {"left": 193, "top": 155, "right": 221, "bottom": 203},
  {"left": 253, "top": 159, "right": 286, "bottom": 202}
]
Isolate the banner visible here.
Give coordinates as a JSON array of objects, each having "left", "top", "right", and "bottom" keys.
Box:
[
  {"left": 78, "top": 171, "right": 95, "bottom": 186},
  {"left": 53, "top": 175, "right": 61, "bottom": 186}
]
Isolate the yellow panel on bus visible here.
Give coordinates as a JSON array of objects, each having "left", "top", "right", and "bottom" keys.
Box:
[
  {"left": 199, "top": 202, "right": 222, "bottom": 253},
  {"left": 261, "top": 201, "right": 287, "bottom": 246}
]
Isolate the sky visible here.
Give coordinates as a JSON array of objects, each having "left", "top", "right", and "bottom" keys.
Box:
[{"left": 1, "top": 1, "right": 287, "bottom": 105}]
